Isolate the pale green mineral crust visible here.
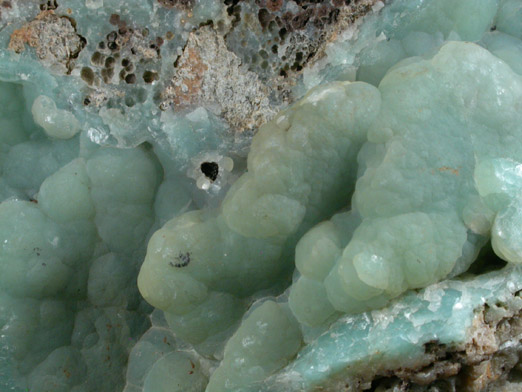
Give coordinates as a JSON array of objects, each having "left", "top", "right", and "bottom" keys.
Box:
[
  {"left": 2, "top": 0, "right": 522, "bottom": 391},
  {"left": 138, "top": 0, "right": 522, "bottom": 390}
]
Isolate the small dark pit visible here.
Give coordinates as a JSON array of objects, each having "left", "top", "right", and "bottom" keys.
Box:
[
  {"left": 39, "top": 0, "right": 58, "bottom": 11},
  {"left": 107, "top": 31, "right": 117, "bottom": 42},
  {"left": 80, "top": 67, "right": 95, "bottom": 85},
  {"left": 108, "top": 41, "right": 119, "bottom": 51},
  {"left": 142, "top": 70, "right": 158, "bottom": 83},
  {"left": 105, "top": 56, "right": 115, "bottom": 68},
  {"left": 101, "top": 68, "right": 114, "bottom": 82},
  {"left": 258, "top": 8, "right": 271, "bottom": 30},
  {"left": 125, "top": 73, "right": 136, "bottom": 84},
  {"left": 91, "top": 51, "right": 105, "bottom": 66},
  {"left": 200, "top": 162, "right": 219, "bottom": 182}
]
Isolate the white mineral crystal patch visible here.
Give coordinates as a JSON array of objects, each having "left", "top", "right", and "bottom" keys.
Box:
[
  {"left": 85, "top": 0, "right": 103, "bottom": 8},
  {"left": 187, "top": 151, "right": 234, "bottom": 193},
  {"left": 87, "top": 127, "right": 109, "bottom": 144},
  {"left": 31, "top": 95, "right": 80, "bottom": 139},
  {"left": 423, "top": 286, "right": 444, "bottom": 312}
]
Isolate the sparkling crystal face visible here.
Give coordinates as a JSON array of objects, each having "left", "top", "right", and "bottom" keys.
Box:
[{"left": 2, "top": 0, "right": 522, "bottom": 391}]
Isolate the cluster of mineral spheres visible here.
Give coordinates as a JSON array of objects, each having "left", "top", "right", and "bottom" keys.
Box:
[{"left": 1, "top": 0, "right": 522, "bottom": 391}]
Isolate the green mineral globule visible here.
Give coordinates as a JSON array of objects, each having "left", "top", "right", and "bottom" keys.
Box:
[
  {"left": 139, "top": 1, "right": 522, "bottom": 389},
  {"left": 137, "top": 81, "right": 381, "bottom": 355},
  {"left": 291, "top": 39, "right": 522, "bottom": 326},
  {"left": 2, "top": 0, "right": 522, "bottom": 391}
]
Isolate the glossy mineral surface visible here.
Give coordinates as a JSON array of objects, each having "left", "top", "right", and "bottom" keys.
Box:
[{"left": 2, "top": 0, "right": 522, "bottom": 391}]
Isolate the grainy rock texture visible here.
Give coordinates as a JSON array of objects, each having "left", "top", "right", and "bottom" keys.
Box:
[
  {"left": 160, "top": 26, "right": 275, "bottom": 132},
  {"left": 8, "top": 10, "right": 85, "bottom": 72},
  {"left": 2, "top": 0, "right": 522, "bottom": 391}
]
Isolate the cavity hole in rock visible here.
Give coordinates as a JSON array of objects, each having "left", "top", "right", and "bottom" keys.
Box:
[{"left": 200, "top": 161, "right": 219, "bottom": 182}]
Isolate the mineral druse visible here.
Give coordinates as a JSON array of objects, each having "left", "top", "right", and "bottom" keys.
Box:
[{"left": 2, "top": 0, "right": 522, "bottom": 391}]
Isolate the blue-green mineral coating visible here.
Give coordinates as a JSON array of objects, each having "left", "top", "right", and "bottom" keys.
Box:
[
  {"left": 138, "top": 0, "right": 522, "bottom": 390},
  {"left": 253, "top": 265, "right": 522, "bottom": 392},
  {"left": 0, "top": 86, "right": 163, "bottom": 390},
  {"left": 2, "top": 0, "right": 522, "bottom": 391}
]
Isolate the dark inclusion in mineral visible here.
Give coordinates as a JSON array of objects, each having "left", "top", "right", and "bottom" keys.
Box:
[{"left": 200, "top": 161, "right": 219, "bottom": 182}]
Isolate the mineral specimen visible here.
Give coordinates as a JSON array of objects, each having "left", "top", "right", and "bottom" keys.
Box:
[{"left": 2, "top": 0, "right": 522, "bottom": 391}]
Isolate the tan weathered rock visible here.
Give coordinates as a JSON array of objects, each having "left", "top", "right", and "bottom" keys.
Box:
[
  {"left": 8, "top": 10, "right": 85, "bottom": 73},
  {"left": 161, "top": 26, "right": 276, "bottom": 133}
]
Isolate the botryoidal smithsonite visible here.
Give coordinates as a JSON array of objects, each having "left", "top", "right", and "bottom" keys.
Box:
[{"left": 2, "top": 0, "right": 522, "bottom": 391}]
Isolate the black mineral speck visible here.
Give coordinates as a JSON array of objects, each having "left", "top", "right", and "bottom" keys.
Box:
[
  {"left": 200, "top": 162, "right": 219, "bottom": 182},
  {"left": 121, "top": 58, "right": 130, "bottom": 67},
  {"left": 169, "top": 252, "right": 191, "bottom": 268},
  {"left": 279, "top": 27, "right": 287, "bottom": 40}
]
